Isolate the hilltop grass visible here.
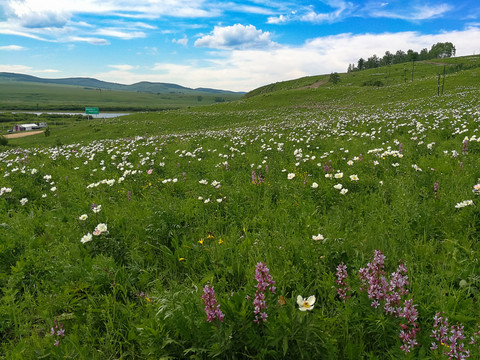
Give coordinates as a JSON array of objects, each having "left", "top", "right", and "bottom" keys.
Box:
[{"left": 1, "top": 56, "right": 480, "bottom": 359}]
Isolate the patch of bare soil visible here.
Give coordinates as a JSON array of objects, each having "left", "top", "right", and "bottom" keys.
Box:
[
  {"left": 4, "top": 130, "right": 44, "bottom": 139},
  {"left": 299, "top": 80, "right": 328, "bottom": 89}
]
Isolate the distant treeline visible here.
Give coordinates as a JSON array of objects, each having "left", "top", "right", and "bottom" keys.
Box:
[{"left": 347, "top": 42, "right": 456, "bottom": 72}]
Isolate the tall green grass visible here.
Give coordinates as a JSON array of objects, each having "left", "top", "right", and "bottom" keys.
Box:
[{"left": 1, "top": 57, "right": 480, "bottom": 359}]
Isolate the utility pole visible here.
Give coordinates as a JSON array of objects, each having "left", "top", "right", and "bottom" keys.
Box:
[
  {"left": 437, "top": 74, "right": 441, "bottom": 96},
  {"left": 441, "top": 65, "right": 446, "bottom": 95},
  {"left": 411, "top": 60, "right": 414, "bottom": 82}
]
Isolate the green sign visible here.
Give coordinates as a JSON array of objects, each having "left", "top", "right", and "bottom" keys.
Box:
[{"left": 85, "top": 107, "right": 99, "bottom": 114}]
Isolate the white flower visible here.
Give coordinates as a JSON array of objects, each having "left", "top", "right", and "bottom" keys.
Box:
[
  {"left": 340, "top": 188, "right": 349, "bottom": 195},
  {"left": 373, "top": 160, "right": 379, "bottom": 165},
  {"left": 312, "top": 234, "right": 324, "bottom": 241},
  {"left": 455, "top": 200, "right": 474, "bottom": 208},
  {"left": 92, "top": 205, "right": 102, "bottom": 213},
  {"left": 287, "top": 173, "right": 295, "bottom": 180},
  {"left": 333, "top": 183, "right": 343, "bottom": 190},
  {"left": 347, "top": 160, "right": 354, "bottom": 166},
  {"left": 79, "top": 214, "right": 88, "bottom": 221},
  {"left": 50, "top": 186, "right": 57, "bottom": 192},
  {"left": 311, "top": 182, "right": 318, "bottom": 189},
  {"left": 93, "top": 223, "right": 108, "bottom": 236},
  {"left": 95, "top": 223, "right": 108, "bottom": 233},
  {"left": 20, "top": 198, "right": 28, "bottom": 205},
  {"left": 392, "top": 163, "right": 400, "bottom": 167},
  {"left": 349, "top": 174, "right": 359, "bottom": 181},
  {"left": 334, "top": 172, "right": 343, "bottom": 179},
  {"left": 297, "top": 295, "right": 316, "bottom": 311},
  {"left": 216, "top": 198, "right": 223, "bottom": 203},
  {"left": 199, "top": 179, "right": 208, "bottom": 185},
  {"left": 81, "top": 233, "right": 93, "bottom": 244},
  {"left": 325, "top": 173, "right": 333, "bottom": 179}
]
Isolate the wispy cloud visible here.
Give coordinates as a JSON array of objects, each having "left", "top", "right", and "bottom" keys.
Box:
[
  {"left": 267, "top": 0, "right": 356, "bottom": 24},
  {"left": 96, "top": 28, "right": 146, "bottom": 40},
  {"left": 0, "top": 45, "right": 25, "bottom": 51},
  {"left": 67, "top": 36, "right": 110, "bottom": 45},
  {"left": 173, "top": 36, "right": 189, "bottom": 46},
  {"left": 0, "top": 64, "right": 59, "bottom": 74},
  {"left": 108, "top": 64, "right": 134, "bottom": 71},
  {"left": 369, "top": 3, "right": 453, "bottom": 20},
  {"left": 194, "top": 24, "right": 275, "bottom": 50}
]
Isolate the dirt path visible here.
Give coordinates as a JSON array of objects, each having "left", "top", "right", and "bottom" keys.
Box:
[
  {"left": 299, "top": 80, "right": 328, "bottom": 89},
  {"left": 4, "top": 130, "right": 44, "bottom": 139}
]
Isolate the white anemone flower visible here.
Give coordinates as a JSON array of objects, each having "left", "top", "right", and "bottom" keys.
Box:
[
  {"left": 81, "top": 233, "right": 93, "bottom": 244},
  {"left": 312, "top": 234, "right": 324, "bottom": 241},
  {"left": 297, "top": 295, "right": 316, "bottom": 311},
  {"left": 287, "top": 173, "right": 295, "bottom": 180}
]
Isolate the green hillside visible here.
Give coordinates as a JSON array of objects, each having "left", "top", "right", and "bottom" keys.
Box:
[
  {"left": 1, "top": 55, "right": 480, "bottom": 359},
  {"left": 0, "top": 73, "right": 244, "bottom": 111}
]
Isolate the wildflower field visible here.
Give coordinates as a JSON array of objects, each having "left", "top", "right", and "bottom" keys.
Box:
[{"left": 1, "top": 56, "right": 480, "bottom": 359}]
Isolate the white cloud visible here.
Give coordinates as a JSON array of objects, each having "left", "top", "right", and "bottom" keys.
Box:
[
  {"left": 0, "top": 64, "right": 33, "bottom": 73},
  {"left": 300, "top": 1, "right": 356, "bottom": 23},
  {"left": 0, "top": 45, "right": 25, "bottom": 51},
  {"left": 108, "top": 64, "right": 134, "bottom": 71},
  {"left": 370, "top": 3, "right": 452, "bottom": 20},
  {"left": 96, "top": 28, "right": 146, "bottom": 40},
  {"left": 67, "top": 36, "right": 109, "bottom": 45},
  {"left": 194, "top": 24, "right": 275, "bottom": 49},
  {"left": 267, "top": 14, "right": 289, "bottom": 24},
  {"left": 37, "top": 69, "right": 60, "bottom": 73},
  {"left": 173, "top": 36, "right": 188, "bottom": 46}
]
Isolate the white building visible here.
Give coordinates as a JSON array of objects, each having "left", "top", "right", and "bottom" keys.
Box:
[{"left": 12, "top": 123, "right": 47, "bottom": 132}]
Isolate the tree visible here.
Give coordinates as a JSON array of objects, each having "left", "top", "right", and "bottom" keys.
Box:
[
  {"left": 394, "top": 50, "right": 406, "bottom": 64},
  {"left": 418, "top": 48, "right": 429, "bottom": 60},
  {"left": 357, "top": 58, "right": 365, "bottom": 71},
  {"left": 407, "top": 49, "right": 419, "bottom": 62},
  {"left": 329, "top": 72, "right": 341, "bottom": 84},
  {"left": 366, "top": 55, "right": 380, "bottom": 69},
  {"left": 429, "top": 42, "right": 456, "bottom": 58},
  {"left": 382, "top": 51, "right": 394, "bottom": 66}
]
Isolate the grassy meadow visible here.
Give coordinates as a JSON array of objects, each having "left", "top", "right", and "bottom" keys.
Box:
[
  {"left": 0, "top": 80, "right": 243, "bottom": 112},
  {"left": 1, "top": 55, "right": 480, "bottom": 359}
]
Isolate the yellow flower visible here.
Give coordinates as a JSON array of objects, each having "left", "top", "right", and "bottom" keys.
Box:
[
  {"left": 218, "top": 239, "right": 224, "bottom": 244},
  {"left": 207, "top": 234, "right": 215, "bottom": 239},
  {"left": 198, "top": 238, "right": 204, "bottom": 245},
  {"left": 178, "top": 258, "right": 185, "bottom": 261}
]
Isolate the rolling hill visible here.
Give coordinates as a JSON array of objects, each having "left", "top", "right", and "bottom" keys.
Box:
[
  {"left": 0, "top": 72, "right": 245, "bottom": 111},
  {"left": 0, "top": 72, "right": 244, "bottom": 95}
]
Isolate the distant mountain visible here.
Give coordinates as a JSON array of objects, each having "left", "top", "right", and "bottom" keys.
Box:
[{"left": 0, "top": 72, "right": 245, "bottom": 95}]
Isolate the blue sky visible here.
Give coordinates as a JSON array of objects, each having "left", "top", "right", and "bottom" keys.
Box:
[{"left": 0, "top": 0, "right": 479, "bottom": 92}]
